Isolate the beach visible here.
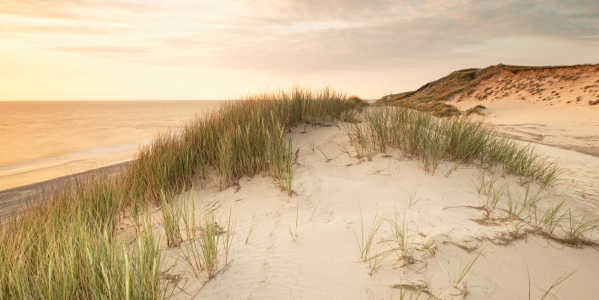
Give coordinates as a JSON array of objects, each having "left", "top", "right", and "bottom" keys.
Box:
[
  {"left": 0, "top": 161, "right": 128, "bottom": 220},
  {"left": 3, "top": 0, "right": 598, "bottom": 298},
  {"left": 451, "top": 93, "right": 599, "bottom": 206},
  {"left": 2, "top": 92, "right": 598, "bottom": 300}
]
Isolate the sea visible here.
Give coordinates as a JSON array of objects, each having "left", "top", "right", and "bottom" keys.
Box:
[{"left": 0, "top": 100, "right": 222, "bottom": 191}]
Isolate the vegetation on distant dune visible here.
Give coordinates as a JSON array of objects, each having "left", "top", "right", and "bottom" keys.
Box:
[
  {"left": 465, "top": 105, "right": 486, "bottom": 117},
  {"left": 345, "top": 95, "right": 370, "bottom": 110},
  {"left": 375, "top": 63, "right": 598, "bottom": 117},
  {"left": 374, "top": 65, "right": 503, "bottom": 116}
]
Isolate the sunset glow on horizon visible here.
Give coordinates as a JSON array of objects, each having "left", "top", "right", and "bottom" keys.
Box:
[{"left": 1, "top": 0, "right": 598, "bottom": 101}]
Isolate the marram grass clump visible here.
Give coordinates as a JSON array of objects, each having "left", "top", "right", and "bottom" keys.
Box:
[
  {"left": 121, "top": 86, "right": 355, "bottom": 202},
  {"left": 346, "top": 106, "right": 560, "bottom": 186},
  {"left": 0, "top": 86, "right": 356, "bottom": 299},
  {"left": 346, "top": 95, "right": 370, "bottom": 109},
  {"left": 464, "top": 105, "right": 486, "bottom": 117}
]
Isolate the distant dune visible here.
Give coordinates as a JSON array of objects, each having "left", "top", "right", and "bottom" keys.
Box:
[
  {"left": 375, "top": 63, "right": 599, "bottom": 115},
  {"left": 455, "top": 63, "right": 599, "bottom": 106},
  {"left": 375, "top": 63, "right": 599, "bottom": 207}
]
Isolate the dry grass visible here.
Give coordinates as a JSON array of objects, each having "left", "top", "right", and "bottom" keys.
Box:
[
  {"left": 464, "top": 105, "right": 486, "bottom": 117},
  {"left": 473, "top": 171, "right": 599, "bottom": 249},
  {"left": 346, "top": 95, "right": 370, "bottom": 110}
]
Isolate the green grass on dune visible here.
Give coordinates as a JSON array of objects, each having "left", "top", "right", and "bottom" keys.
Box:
[
  {"left": 0, "top": 87, "right": 356, "bottom": 299},
  {"left": 346, "top": 106, "right": 560, "bottom": 186}
]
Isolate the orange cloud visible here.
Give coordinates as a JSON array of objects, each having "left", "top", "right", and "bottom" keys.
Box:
[{"left": 0, "top": 0, "right": 150, "bottom": 20}]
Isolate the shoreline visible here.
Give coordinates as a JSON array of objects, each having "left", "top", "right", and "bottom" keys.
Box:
[{"left": 0, "top": 161, "right": 131, "bottom": 220}]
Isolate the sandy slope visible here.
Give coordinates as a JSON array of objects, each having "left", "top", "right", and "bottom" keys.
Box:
[
  {"left": 446, "top": 65, "right": 599, "bottom": 206},
  {"left": 457, "top": 65, "right": 599, "bottom": 108},
  {"left": 449, "top": 65, "right": 599, "bottom": 157},
  {"left": 449, "top": 98, "right": 599, "bottom": 206},
  {"left": 119, "top": 123, "right": 599, "bottom": 300}
]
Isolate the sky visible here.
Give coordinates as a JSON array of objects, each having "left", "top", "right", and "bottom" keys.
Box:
[{"left": 1, "top": 0, "right": 598, "bottom": 100}]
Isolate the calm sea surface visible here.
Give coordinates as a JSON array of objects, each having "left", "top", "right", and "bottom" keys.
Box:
[{"left": 0, "top": 100, "right": 222, "bottom": 190}]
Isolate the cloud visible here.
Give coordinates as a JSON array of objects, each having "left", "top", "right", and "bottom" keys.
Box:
[
  {"left": 0, "top": 0, "right": 150, "bottom": 20},
  {"left": 130, "top": 0, "right": 598, "bottom": 72},
  {"left": 47, "top": 46, "right": 149, "bottom": 55},
  {"left": 0, "top": 24, "right": 115, "bottom": 37},
  {"left": 2, "top": 0, "right": 598, "bottom": 72}
]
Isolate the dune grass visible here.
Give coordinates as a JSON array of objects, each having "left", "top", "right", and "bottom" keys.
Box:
[
  {"left": 223, "top": 207, "right": 236, "bottom": 266},
  {"left": 0, "top": 201, "right": 167, "bottom": 299},
  {"left": 160, "top": 191, "right": 183, "bottom": 248},
  {"left": 455, "top": 249, "right": 483, "bottom": 286},
  {"left": 475, "top": 167, "right": 599, "bottom": 247},
  {"left": 245, "top": 211, "right": 260, "bottom": 244},
  {"left": 197, "top": 205, "right": 220, "bottom": 279},
  {"left": 346, "top": 106, "right": 560, "bottom": 186},
  {"left": 353, "top": 206, "right": 386, "bottom": 262},
  {"left": 345, "top": 95, "right": 370, "bottom": 110},
  {"left": 408, "top": 185, "right": 423, "bottom": 209},
  {"left": 387, "top": 209, "right": 419, "bottom": 264},
  {"left": 309, "top": 199, "right": 322, "bottom": 221},
  {"left": 179, "top": 201, "right": 227, "bottom": 280},
  {"left": 348, "top": 106, "right": 599, "bottom": 247},
  {"left": 0, "top": 86, "right": 355, "bottom": 299},
  {"left": 464, "top": 105, "right": 486, "bottom": 117}
]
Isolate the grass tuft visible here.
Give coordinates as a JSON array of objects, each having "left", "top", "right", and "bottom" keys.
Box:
[
  {"left": 464, "top": 105, "right": 486, "bottom": 117},
  {"left": 455, "top": 249, "right": 483, "bottom": 286},
  {"left": 353, "top": 206, "right": 386, "bottom": 262},
  {"left": 245, "top": 211, "right": 260, "bottom": 244},
  {"left": 160, "top": 191, "right": 183, "bottom": 248},
  {"left": 346, "top": 107, "right": 560, "bottom": 186}
]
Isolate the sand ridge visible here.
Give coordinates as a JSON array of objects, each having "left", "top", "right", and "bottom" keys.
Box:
[
  {"left": 455, "top": 65, "right": 599, "bottom": 108},
  {"left": 118, "top": 122, "right": 599, "bottom": 300},
  {"left": 446, "top": 65, "right": 599, "bottom": 206}
]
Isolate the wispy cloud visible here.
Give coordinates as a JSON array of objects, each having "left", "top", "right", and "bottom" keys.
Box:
[
  {"left": 47, "top": 46, "right": 149, "bottom": 55},
  {"left": 107, "top": 0, "right": 596, "bottom": 71},
  {"left": 0, "top": 0, "right": 150, "bottom": 20},
  {"left": 0, "top": 24, "right": 115, "bottom": 37},
  {"left": 1, "top": 0, "right": 598, "bottom": 99}
]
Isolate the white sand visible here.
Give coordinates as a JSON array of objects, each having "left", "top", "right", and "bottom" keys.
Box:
[
  {"left": 450, "top": 65, "right": 599, "bottom": 158},
  {"left": 119, "top": 121, "right": 599, "bottom": 300},
  {"left": 450, "top": 98, "right": 599, "bottom": 207}
]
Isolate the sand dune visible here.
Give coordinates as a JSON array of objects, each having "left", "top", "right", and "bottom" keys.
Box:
[
  {"left": 118, "top": 120, "right": 599, "bottom": 299},
  {"left": 450, "top": 96, "right": 599, "bottom": 206},
  {"left": 455, "top": 65, "right": 599, "bottom": 108},
  {"left": 445, "top": 64, "right": 599, "bottom": 209}
]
